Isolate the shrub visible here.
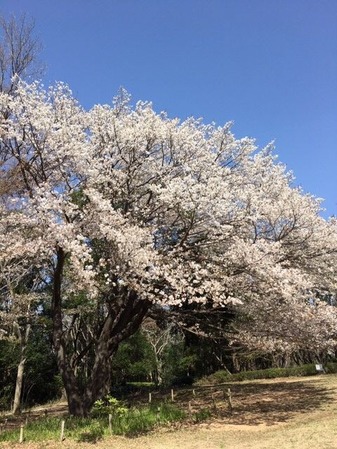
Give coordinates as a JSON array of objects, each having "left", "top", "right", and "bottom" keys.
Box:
[
  {"left": 91, "top": 395, "right": 128, "bottom": 419},
  {"left": 324, "top": 362, "right": 337, "bottom": 374},
  {"left": 197, "top": 364, "right": 320, "bottom": 385}
]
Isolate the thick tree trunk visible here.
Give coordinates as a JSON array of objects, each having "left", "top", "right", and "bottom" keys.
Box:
[
  {"left": 63, "top": 375, "right": 87, "bottom": 417},
  {"left": 13, "top": 353, "right": 26, "bottom": 415},
  {"left": 12, "top": 323, "right": 31, "bottom": 415},
  {"left": 152, "top": 352, "right": 163, "bottom": 386},
  {"left": 84, "top": 292, "right": 150, "bottom": 412},
  {"left": 51, "top": 246, "right": 150, "bottom": 417}
]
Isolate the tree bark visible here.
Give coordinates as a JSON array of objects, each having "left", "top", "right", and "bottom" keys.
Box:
[
  {"left": 83, "top": 292, "right": 150, "bottom": 413},
  {"left": 12, "top": 323, "right": 31, "bottom": 415},
  {"left": 51, "top": 246, "right": 150, "bottom": 416}
]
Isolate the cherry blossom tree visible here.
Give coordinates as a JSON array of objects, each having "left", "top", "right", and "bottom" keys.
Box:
[{"left": 1, "top": 80, "right": 337, "bottom": 416}]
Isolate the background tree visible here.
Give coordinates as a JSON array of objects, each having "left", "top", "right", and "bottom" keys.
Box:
[
  {"left": 0, "top": 339, "right": 17, "bottom": 410},
  {"left": 111, "top": 331, "right": 155, "bottom": 385},
  {"left": 0, "top": 13, "right": 44, "bottom": 414},
  {"left": 142, "top": 317, "right": 183, "bottom": 386},
  {"left": 0, "top": 209, "right": 46, "bottom": 414},
  {"left": 0, "top": 14, "right": 43, "bottom": 94},
  {"left": 0, "top": 319, "right": 59, "bottom": 412}
]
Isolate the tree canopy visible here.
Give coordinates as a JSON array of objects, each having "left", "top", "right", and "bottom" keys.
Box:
[{"left": 1, "top": 80, "right": 337, "bottom": 415}]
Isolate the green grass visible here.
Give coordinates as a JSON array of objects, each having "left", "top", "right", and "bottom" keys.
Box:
[
  {"left": 110, "top": 403, "right": 185, "bottom": 436},
  {"left": 0, "top": 402, "right": 186, "bottom": 443},
  {"left": 0, "top": 417, "right": 105, "bottom": 443}
]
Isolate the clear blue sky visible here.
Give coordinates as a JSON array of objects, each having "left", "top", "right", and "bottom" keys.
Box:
[{"left": 1, "top": 0, "right": 337, "bottom": 217}]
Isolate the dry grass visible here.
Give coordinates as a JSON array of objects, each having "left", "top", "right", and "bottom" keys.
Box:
[{"left": 2, "top": 374, "right": 337, "bottom": 448}]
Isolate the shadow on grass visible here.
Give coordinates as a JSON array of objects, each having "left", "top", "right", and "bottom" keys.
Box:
[
  {"left": 174, "top": 378, "right": 336, "bottom": 426},
  {"left": 1, "top": 378, "right": 336, "bottom": 433}
]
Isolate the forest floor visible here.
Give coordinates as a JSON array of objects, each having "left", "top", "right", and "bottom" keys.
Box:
[{"left": 2, "top": 374, "right": 337, "bottom": 449}]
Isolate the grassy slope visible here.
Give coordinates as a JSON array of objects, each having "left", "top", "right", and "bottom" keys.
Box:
[{"left": 2, "top": 374, "right": 337, "bottom": 448}]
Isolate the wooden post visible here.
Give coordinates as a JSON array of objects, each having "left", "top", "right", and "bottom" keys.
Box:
[
  {"left": 149, "top": 392, "right": 152, "bottom": 403},
  {"left": 188, "top": 401, "right": 192, "bottom": 416},
  {"left": 227, "top": 388, "right": 233, "bottom": 413},
  {"left": 60, "top": 420, "right": 65, "bottom": 442},
  {"left": 108, "top": 414, "right": 113, "bottom": 435},
  {"left": 171, "top": 389, "right": 174, "bottom": 402},
  {"left": 211, "top": 393, "right": 217, "bottom": 412},
  {"left": 19, "top": 424, "right": 24, "bottom": 443},
  {"left": 0, "top": 420, "right": 6, "bottom": 434}
]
